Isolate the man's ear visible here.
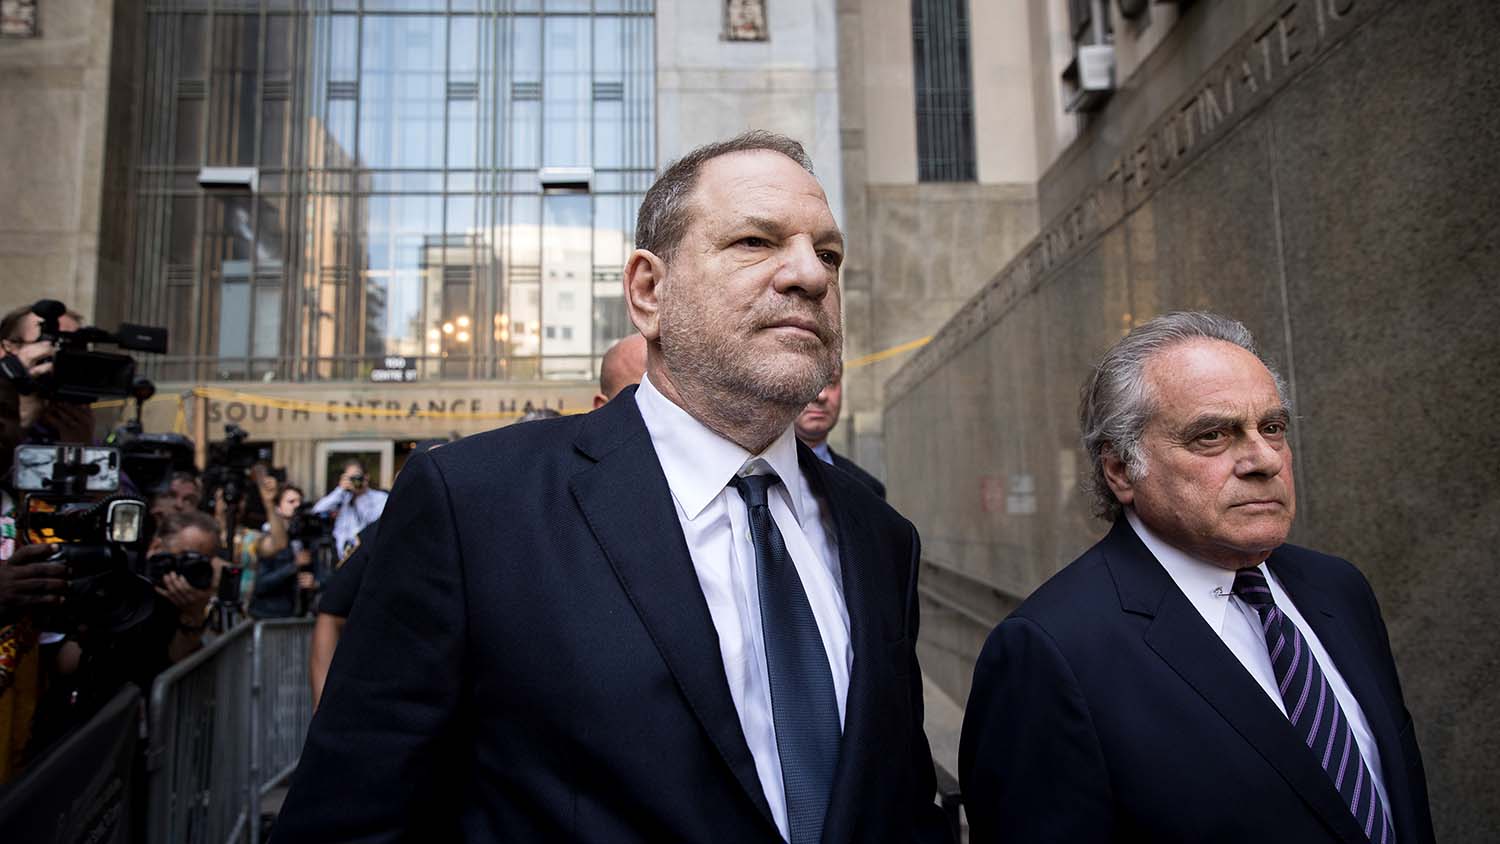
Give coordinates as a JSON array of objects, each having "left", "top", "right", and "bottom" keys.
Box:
[
  {"left": 624, "top": 248, "right": 667, "bottom": 342},
  {"left": 1101, "top": 446, "right": 1136, "bottom": 507}
]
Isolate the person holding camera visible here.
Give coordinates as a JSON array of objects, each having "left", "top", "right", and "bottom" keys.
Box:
[
  {"left": 0, "top": 303, "right": 92, "bottom": 446},
  {"left": 144, "top": 510, "right": 227, "bottom": 662},
  {"left": 311, "top": 459, "right": 387, "bottom": 557},
  {"left": 0, "top": 376, "right": 70, "bottom": 783},
  {"left": 249, "top": 485, "right": 317, "bottom": 619},
  {"left": 214, "top": 464, "right": 289, "bottom": 614}
]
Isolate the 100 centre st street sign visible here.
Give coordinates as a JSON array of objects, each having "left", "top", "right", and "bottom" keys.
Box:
[{"left": 135, "top": 381, "right": 598, "bottom": 442}]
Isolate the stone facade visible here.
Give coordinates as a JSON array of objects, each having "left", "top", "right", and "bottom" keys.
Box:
[
  {"left": 835, "top": 0, "right": 1042, "bottom": 471},
  {"left": 656, "top": 0, "right": 843, "bottom": 223},
  {"left": 0, "top": 0, "right": 117, "bottom": 319},
  {"left": 126, "top": 378, "right": 596, "bottom": 494},
  {"left": 884, "top": 0, "right": 1500, "bottom": 837}
]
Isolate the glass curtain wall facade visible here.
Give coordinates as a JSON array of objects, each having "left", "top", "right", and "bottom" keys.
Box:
[{"left": 130, "top": 0, "right": 655, "bottom": 383}]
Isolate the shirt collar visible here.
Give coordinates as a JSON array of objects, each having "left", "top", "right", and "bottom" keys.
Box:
[
  {"left": 634, "top": 372, "right": 809, "bottom": 523},
  {"left": 810, "top": 441, "right": 834, "bottom": 465},
  {"left": 1124, "top": 508, "right": 1256, "bottom": 635}
]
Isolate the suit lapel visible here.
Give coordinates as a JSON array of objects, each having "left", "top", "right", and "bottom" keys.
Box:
[
  {"left": 566, "top": 391, "right": 777, "bottom": 831},
  {"left": 1103, "top": 521, "right": 1370, "bottom": 844},
  {"left": 1269, "top": 555, "right": 1412, "bottom": 837},
  {"left": 801, "top": 447, "right": 882, "bottom": 844}
]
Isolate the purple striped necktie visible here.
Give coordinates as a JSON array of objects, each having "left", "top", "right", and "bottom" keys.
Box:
[{"left": 1231, "top": 567, "right": 1394, "bottom": 844}]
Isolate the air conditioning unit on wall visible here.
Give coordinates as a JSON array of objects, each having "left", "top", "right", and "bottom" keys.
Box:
[
  {"left": 1063, "top": 44, "right": 1116, "bottom": 113},
  {"left": 1060, "top": 0, "right": 1117, "bottom": 113}
]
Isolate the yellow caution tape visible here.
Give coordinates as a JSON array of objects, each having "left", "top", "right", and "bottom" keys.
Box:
[{"left": 843, "top": 335, "right": 931, "bottom": 369}]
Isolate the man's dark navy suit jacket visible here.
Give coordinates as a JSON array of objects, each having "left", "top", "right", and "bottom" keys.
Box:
[
  {"left": 272, "top": 386, "right": 949, "bottom": 843},
  {"left": 828, "top": 448, "right": 886, "bottom": 500},
  {"left": 959, "top": 517, "right": 1435, "bottom": 843}
]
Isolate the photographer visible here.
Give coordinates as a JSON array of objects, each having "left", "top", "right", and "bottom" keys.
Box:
[
  {"left": 248, "top": 485, "right": 316, "bottom": 619},
  {"left": 310, "top": 458, "right": 387, "bottom": 557},
  {"left": 0, "top": 304, "right": 92, "bottom": 445},
  {"left": 213, "top": 463, "right": 288, "bottom": 609},
  {"left": 145, "top": 510, "right": 227, "bottom": 663},
  {"left": 36, "top": 510, "right": 225, "bottom": 732},
  {"left": 0, "top": 375, "right": 69, "bottom": 783}
]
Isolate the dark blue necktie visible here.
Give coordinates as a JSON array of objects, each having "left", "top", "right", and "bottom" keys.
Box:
[
  {"left": 729, "top": 472, "right": 841, "bottom": 844},
  {"left": 1233, "top": 567, "right": 1394, "bottom": 843}
]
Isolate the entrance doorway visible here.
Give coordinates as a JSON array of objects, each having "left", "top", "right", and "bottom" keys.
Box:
[{"left": 313, "top": 440, "right": 394, "bottom": 499}]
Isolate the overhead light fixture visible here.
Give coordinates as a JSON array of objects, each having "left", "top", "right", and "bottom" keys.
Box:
[
  {"left": 539, "top": 166, "right": 593, "bottom": 194},
  {"left": 197, "top": 166, "right": 259, "bottom": 192}
]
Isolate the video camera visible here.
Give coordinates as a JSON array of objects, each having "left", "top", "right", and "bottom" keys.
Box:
[
  {"left": 200, "top": 423, "right": 284, "bottom": 508},
  {"left": 11, "top": 444, "right": 157, "bottom": 636},
  {"left": 1, "top": 299, "right": 168, "bottom": 404},
  {"left": 287, "top": 506, "right": 333, "bottom": 544},
  {"left": 99, "top": 376, "right": 197, "bottom": 495}
]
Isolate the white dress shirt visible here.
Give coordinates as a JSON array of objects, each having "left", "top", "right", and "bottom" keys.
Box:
[
  {"left": 1126, "top": 509, "right": 1390, "bottom": 813},
  {"left": 635, "top": 374, "right": 850, "bottom": 842},
  {"left": 311, "top": 485, "right": 388, "bottom": 556},
  {"left": 810, "top": 441, "right": 834, "bottom": 465}
]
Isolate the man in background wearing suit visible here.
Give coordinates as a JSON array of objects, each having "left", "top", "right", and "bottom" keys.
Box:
[
  {"left": 795, "top": 364, "right": 886, "bottom": 499},
  {"left": 273, "top": 131, "right": 949, "bottom": 844},
  {"left": 959, "top": 311, "right": 1434, "bottom": 843}
]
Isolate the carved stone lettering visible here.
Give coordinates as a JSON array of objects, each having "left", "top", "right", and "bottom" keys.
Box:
[{"left": 1277, "top": 5, "right": 1305, "bottom": 66}]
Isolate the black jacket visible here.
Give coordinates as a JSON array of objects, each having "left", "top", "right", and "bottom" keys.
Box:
[
  {"left": 829, "top": 448, "right": 886, "bottom": 500},
  {"left": 274, "top": 387, "right": 949, "bottom": 843},
  {"left": 959, "top": 517, "right": 1435, "bottom": 843}
]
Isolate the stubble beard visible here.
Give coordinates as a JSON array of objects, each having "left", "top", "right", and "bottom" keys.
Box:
[{"left": 658, "top": 296, "right": 842, "bottom": 411}]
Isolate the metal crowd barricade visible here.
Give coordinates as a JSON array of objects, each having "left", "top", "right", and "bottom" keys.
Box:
[
  {"left": 249, "top": 618, "right": 315, "bottom": 842},
  {"left": 146, "top": 622, "right": 256, "bottom": 844},
  {"left": 146, "top": 618, "right": 316, "bottom": 844}
]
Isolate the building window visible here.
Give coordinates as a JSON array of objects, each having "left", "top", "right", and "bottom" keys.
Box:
[
  {"left": 911, "top": 0, "right": 976, "bottom": 182},
  {"left": 128, "top": 1, "right": 657, "bottom": 384}
]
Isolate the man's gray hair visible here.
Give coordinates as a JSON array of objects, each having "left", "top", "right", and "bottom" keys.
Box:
[
  {"left": 1078, "top": 311, "right": 1290, "bottom": 520},
  {"left": 635, "top": 130, "right": 814, "bottom": 263}
]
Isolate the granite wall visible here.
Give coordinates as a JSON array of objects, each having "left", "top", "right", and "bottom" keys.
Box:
[
  {"left": 884, "top": 0, "right": 1500, "bottom": 837},
  {"left": 838, "top": 183, "right": 1038, "bottom": 476},
  {"left": 0, "top": 0, "right": 116, "bottom": 319},
  {"left": 655, "top": 0, "right": 844, "bottom": 223}
]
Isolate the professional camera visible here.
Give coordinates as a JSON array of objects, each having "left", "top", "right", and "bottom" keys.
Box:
[
  {"left": 287, "top": 506, "right": 334, "bottom": 545},
  {"left": 144, "top": 550, "right": 215, "bottom": 591},
  {"left": 200, "top": 423, "right": 283, "bottom": 508},
  {"left": 12, "top": 445, "right": 157, "bottom": 635},
  {"left": 101, "top": 377, "right": 197, "bottom": 495},
  {"left": 15, "top": 299, "right": 168, "bottom": 403}
]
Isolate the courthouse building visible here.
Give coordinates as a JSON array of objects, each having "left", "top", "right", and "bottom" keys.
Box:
[
  {"left": 3, "top": 1, "right": 1495, "bottom": 835},
  {"left": 1, "top": 0, "right": 1051, "bottom": 489},
  {"left": 3, "top": 0, "right": 843, "bottom": 488}
]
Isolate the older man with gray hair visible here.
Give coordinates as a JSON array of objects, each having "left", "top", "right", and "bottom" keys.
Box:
[{"left": 959, "top": 311, "right": 1434, "bottom": 844}]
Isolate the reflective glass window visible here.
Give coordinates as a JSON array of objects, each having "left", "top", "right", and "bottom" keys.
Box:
[
  {"left": 132, "top": 5, "right": 655, "bottom": 384},
  {"left": 543, "top": 17, "right": 591, "bottom": 168}
]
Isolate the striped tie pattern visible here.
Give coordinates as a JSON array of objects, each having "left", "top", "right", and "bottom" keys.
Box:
[{"left": 1232, "top": 567, "right": 1394, "bottom": 843}]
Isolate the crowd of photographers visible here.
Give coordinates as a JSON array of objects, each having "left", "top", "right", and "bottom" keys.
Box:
[{"left": 0, "top": 299, "right": 365, "bottom": 801}]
